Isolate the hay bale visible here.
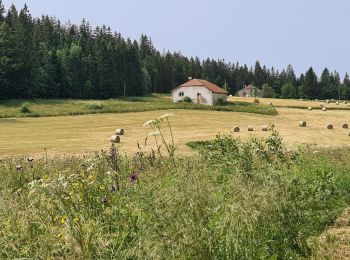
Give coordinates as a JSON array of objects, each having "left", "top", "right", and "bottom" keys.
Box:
[
  {"left": 342, "top": 123, "right": 349, "bottom": 129},
  {"left": 326, "top": 124, "right": 333, "bottom": 129},
  {"left": 320, "top": 104, "right": 324, "bottom": 107},
  {"left": 248, "top": 126, "right": 254, "bottom": 132},
  {"left": 322, "top": 107, "right": 327, "bottom": 111},
  {"left": 336, "top": 102, "right": 339, "bottom": 105},
  {"left": 261, "top": 125, "right": 268, "bottom": 131},
  {"left": 326, "top": 100, "right": 330, "bottom": 103},
  {"left": 299, "top": 99, "right": 303, "bottom": 101},
  {"left": 268, "top": 102, "right": 273, "bottom": 106},
  {"left": 115, "top": 128, "right": 125, "bottom": 135},
  {"left": 299, "top": 121, "right": 307, "bottom": 127},
  {"left": 233, "top": 126, "right": 240, "bottom": 132},
  {"left": 110, "top": 135, "right": 121, "bottom": 143},
  {"left": 308, "top": 107, "right": 312, "bottom": 111}
]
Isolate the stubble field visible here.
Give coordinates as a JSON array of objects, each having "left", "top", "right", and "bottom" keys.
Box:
[{"left": 1, "top": 103, "right": 350, "bottom": 157}]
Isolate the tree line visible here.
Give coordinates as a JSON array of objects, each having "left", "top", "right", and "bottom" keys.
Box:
[{"left": 1, "top": 1, "right": 350, "bottom": 100}]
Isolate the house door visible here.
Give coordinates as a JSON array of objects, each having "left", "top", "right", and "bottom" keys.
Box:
[{"left": 197, "top": 93, "right": 202, "bottom": 103}]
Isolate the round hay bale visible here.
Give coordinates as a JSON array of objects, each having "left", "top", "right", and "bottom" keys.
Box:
[
  {"left": 344, "top": 101, "right": 347, "bottom": 105},
  {"left": 342, "top": 123, "right": 349, "bottom": 129},
  {"left": 233, "top": 126, "right": 240, "bottom": 132},
  {"left": 115, "top": 128, "right": 125, "bottom": 135},
  {"left": 248, "top": 126, "right": 254, "bottom": 132},
  {"left": 308, "top": 107, "right": 312, "bottom": 111},
  {"left": 326, "top": 100, "right": 330, "bottom": 103},
  {"left": 299, "top": 99, "right": 303, "bottom": 101},
  {"left": 268, "top": 102, "right": 273, "bottom": 106},
  {"left": 110, "top": 135, "right": 121, "bottom": 143},
  {"left": 299, "top": 121, "right": 307, "bottom": 127},
  {"left": 326, "top": 124, "right": 333, "bottom": 129},
  {"left": 322, "top": 107, "right": 327, "bottom": 111},
  {"left": 336, "top": 102, "right": 339, "bottom": 105},
  {"left": 261, "top": 125, "right": 268, "bottom": 131}
]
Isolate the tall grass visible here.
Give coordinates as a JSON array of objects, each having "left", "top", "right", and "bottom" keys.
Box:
[
  {"left": 0, "top": 130, "right": 349, "bottom": 258},
  {"left": 0, "top": 94, "right": 278, "bottom": 118}
]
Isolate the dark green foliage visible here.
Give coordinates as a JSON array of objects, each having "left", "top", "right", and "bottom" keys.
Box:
[
  {"left": 0, "top": 3, "right": 348, "bottom": 100},
  {"left": 216, "top": 97, "right": 226, "bottom": 106},
  {"left": 19, "top": 102, "right": 30, "bottom": 113},
  {"left": 87, "top": 103, "right": 103, "bottom": 110},
  {"left": 281, "top": 82, "right": 297, "bottom": 99},
  {"left": 182, "top": 96, "right": 192, "bottom": 103},
  {"left": 261, "top": 84, "right": 275, "bottom": 98}
]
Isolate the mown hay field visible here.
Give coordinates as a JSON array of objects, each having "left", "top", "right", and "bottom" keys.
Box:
[
  {"left": 229, "top": 96, "right": 350, "bottom": 109},
  {"left": 1, "top": 106, "right": 350, "bottom": 157}
]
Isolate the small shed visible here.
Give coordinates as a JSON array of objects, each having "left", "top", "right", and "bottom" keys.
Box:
[
  {"left": 237, "top": 85, "right": 262, "bottom": 98},
  {"left": 172, "top": 79, "right": 228, "bottom": 106}
]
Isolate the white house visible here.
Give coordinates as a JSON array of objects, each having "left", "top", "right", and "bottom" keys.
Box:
[{"left": 172, "top": 78, "right": 228, "bottom": 106}]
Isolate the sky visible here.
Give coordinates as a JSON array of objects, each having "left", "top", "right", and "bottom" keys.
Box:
[{"left": 3, "top": 0, "right": 350, "bottom": 77}]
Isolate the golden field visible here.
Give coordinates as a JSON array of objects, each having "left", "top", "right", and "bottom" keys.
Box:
[
  {"left": 1, "top": 105, "right": 350, "bottom": 157},
  {"left": 229, "top": 96, "right": 350, "bottom": 109}
]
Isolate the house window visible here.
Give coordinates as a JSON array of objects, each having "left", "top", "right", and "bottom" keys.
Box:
[{"left": 179, "top": 91, "right": 184, "bottom": 97}]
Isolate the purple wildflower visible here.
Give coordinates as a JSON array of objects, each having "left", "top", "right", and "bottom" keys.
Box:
[{"left": 129, "top": 173, "right": 139, "bottom": 184}]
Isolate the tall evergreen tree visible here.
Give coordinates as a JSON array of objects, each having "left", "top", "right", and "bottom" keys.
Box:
[{"left": 303, "top": 67, "right": 319, "bottom": 98}]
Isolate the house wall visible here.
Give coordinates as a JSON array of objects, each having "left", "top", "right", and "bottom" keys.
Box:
[{"left": 172, "top": 86, "right": 213, "bottom": 105}]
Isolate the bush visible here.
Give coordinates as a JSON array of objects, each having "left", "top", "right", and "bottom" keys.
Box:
[
  {"left": 261, "top": 84, "right": 275, "bottom": 98},
  {"left": 216, "top": 98, "right": 227, "bottom": 106},
  {"left": 87, "top": 103, "right": 103, "bottom": 110},
  {"left": 19, "top": 102, "right": 31, "bottom": 113},
  {"left": 182, "top": 96, "right": 192, "bottom": 103},
  {"left": 253, "top": 98, "right": 260, "bottom": 104}
]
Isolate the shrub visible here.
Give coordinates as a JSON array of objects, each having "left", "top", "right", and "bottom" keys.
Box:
[
  {"left": 253, "top": 98, "right": 260, "bottom": 104},
  {"left": 216, "top": 98, "right": 227, "bottom": 106},
  {"left": 182, "top": 96, "right": 192, "bottom": 103},
  {"left": 87, "top": 103, "right": 103, "bottom": 110},
  {"left": 261, "top": 84, "right": 275, "bottom": 98},
  {"left": 20, "top": 102, "right": 31, "bottom": 113}
]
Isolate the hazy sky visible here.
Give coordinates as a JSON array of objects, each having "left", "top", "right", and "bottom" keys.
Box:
[{"left": 3, "top": 0, "right": 350, "bottom": 77}]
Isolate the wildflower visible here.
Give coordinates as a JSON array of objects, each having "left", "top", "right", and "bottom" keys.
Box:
[
  {"left": 61, "top": 216, "right": 67, "bottom": 224},
  {"left": 73, "top": 217, "right": 79, "bottom": 223},
  {"left": 129, "top": 173, "right": 139, "bottom": 184},
  {"left": 147, "top": 131, "right": 160, "bottom": 137},
  {"left": 143, "top": 120, "right": 156, "bottom": 127},
  {"left": 159, "top": 113, "right": 174, "bottom": 119}
]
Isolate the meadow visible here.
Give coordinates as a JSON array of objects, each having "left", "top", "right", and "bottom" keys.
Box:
[
  {"left": 230, "top": 96, "right": 350, "bottom": 110},
  {"left": 1, "top": 107, "right": 350, "bottom": 157},
  {"left": 0, "top": 94, "right": 276, "bottom": 118},
  {"left": 1, "top": 97, "right": 350, "bottom": 258},
  {"left": 1, "top": 127, "right": 350, "bottom": 259}
]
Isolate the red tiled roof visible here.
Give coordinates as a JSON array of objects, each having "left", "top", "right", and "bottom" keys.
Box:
[{"left": 176, "top": 79, "right": 228, "bottom": 94}]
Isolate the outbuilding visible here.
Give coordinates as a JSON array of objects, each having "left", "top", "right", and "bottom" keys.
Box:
[
  {"left": 237, "top": 85, "right": 262, "bottom": 97},
  {"left": 172, "top": 78, "right": 228, "bottom": 106}
]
